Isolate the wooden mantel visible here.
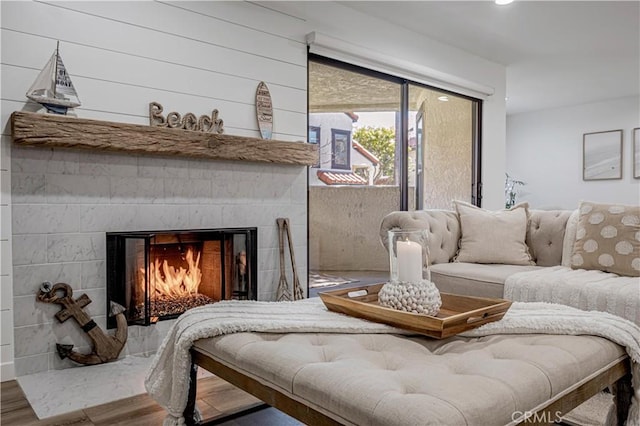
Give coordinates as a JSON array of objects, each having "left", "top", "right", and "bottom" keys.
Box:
[{"left": 11, "top": 111, "right": 318, "bottom": 166}]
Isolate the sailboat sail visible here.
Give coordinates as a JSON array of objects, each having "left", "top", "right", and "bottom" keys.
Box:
[
  {"left": 54, "top": 53, "right": 78, "bottom": 99},
  {"left": 26, "top": 45, "right": 81, "bottom": 110}
]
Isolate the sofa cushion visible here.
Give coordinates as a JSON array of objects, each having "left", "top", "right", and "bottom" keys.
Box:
[
  {"left": 561, "top": 210, "right": 580, "bottom": 267},
  {"left": 380, "top": 210, "right": 460, "bottom": 265},
  {"left": 430, "top": 262, "right": 542, "bottom": 298},
  {"left": 571, "top": 201, "right": 640, "bottom": 277},
  {"left": 527, "top": 210, "right": 572, "bottom": 266},
  {"left": 453, "top": 201, "right": 535, "bottom": 265}
]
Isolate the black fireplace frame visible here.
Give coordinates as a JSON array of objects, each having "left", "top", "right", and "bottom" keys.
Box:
[{"left": 106, "top": 228, "right": 257, "bottom": 328}]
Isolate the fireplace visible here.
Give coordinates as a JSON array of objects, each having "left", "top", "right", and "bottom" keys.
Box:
[{"left": 106, "top": 228, "right": 257, "bottom": 328}]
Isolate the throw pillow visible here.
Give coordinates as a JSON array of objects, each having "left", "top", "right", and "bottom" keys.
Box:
[
  {"left": 571, "top": 201, "right": 640, "bottom": 277},
  {"left": 561, "top": 209, "right": 580, "bottom": 267},
  {"left": 453, "top": 201, "right": 535, "bottom": 265}
]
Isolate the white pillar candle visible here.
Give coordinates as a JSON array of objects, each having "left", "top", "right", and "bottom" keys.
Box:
[{"left": 396, "top": 240, "right": 423, "bottom": 283}]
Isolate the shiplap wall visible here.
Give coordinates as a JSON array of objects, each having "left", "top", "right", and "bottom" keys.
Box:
[
  {"left": 0, "top": 0, "right": 310, "bottom": 379},
  {"left": 1, "top": 1, "right": 307, "bottom": 132}
]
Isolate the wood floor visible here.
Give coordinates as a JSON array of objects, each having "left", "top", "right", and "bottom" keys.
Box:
[{"left": 1, "top": 375, "right": 301, "bottom": 426}]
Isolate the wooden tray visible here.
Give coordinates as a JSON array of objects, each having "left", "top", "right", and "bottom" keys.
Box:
[{"left": 319, "top": 283, "right": 512, "bottom": 339}]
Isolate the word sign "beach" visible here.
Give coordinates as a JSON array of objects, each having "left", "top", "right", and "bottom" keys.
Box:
[{"left": 149, "top": 102, "right": 224, "bottom": 134}]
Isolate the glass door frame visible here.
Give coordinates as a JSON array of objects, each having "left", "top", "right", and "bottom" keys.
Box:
[
  {"left": 415, "top": 107, "right": 424, "bottom": 209},
  {"left": 307, "top": 53, "right": 483, "bottom": 210}
]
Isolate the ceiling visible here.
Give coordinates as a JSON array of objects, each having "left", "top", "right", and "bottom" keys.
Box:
[
  {"left": 309, "top": 60, "right": 470, "bottom": 113},
  {"left": 340, "top": 1, "right": 640, "bottom": 115}
]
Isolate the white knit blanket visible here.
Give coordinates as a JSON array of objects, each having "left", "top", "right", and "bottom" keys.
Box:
[
  {"left": 145, "top": 298, "right": 640, "bottom": 426},
  {"left": 505, "top": 266, "right": 640, "bottom": 326}
]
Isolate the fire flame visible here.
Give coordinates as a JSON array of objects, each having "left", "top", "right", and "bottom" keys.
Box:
[{"left": 141, "top": 248, "right": 203, "bottom": 298}]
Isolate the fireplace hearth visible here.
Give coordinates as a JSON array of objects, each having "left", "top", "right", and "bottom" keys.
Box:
[{"left": 106, "top": 228, "right": 257, "bottom": 328}]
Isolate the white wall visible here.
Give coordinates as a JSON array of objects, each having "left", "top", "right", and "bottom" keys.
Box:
[
  {"left": 507, "top": 96, "right": 640, "bottom": 209},
  {"left": 1, "top": 0, "right": 507, "bottom": 379}
]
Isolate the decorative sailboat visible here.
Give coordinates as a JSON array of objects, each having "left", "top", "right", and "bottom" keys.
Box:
[{"left": 26, "top": 42, "right": 81, "bottom": 114}]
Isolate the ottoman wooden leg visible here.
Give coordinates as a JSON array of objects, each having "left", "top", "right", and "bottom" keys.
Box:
[{"left": 613, "top": 372, "right": 632, "bottom": 426}]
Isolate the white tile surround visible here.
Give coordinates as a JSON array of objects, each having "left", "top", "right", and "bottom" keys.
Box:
[
  {"left": 1, "top": 137, "right": 14, "bottom": 381},
  {"left": 11, "top": 146, "right": 308, "bottom": 376},
  {"left": 17, "top": 355, "right": 152, "bottom": 419}
]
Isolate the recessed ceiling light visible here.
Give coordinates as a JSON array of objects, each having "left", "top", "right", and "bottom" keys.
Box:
[
  {"left": 437, "top": 96, "right": 449, "bottom": 102},
  {"left": 495, "top": 0, "right": 514, "bottom": 5}
]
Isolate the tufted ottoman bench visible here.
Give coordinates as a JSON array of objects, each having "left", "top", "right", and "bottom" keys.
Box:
[{"left": 186, "top": 332, "right": 631, "bottom": 425}]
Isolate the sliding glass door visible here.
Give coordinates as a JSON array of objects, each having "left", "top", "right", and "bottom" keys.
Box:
[{"left": 307, "top": 55, "right": 481, "bottom": 277}]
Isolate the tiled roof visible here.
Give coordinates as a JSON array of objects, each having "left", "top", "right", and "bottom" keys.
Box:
[{"left": 317, "top": 170, "right": 367, "bottom": 185}]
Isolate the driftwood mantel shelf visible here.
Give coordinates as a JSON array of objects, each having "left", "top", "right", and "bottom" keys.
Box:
[{"left": 11, "top": 111, "right": 318, "bottom": 166}]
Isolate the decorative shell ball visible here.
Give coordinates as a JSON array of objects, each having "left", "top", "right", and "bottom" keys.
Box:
[{"left": 378, "top": 280, "right": 442, "bottom": 316}]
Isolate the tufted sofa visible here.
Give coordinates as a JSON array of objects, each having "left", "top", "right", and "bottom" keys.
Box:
[
  {"left": 379, "top": 209, "right": 572, "bottom": 298},
  {"left": 379, "top": 209, "right": 640, "bottom": 327}
]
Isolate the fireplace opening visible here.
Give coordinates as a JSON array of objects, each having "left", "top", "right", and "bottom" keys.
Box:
[{"left": 106, "top": 228, "right": 257, "bottom": 328}]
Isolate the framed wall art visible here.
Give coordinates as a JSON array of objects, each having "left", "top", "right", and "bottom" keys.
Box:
[
  {"left": 633, "top": 127, "right": 640, "bottom": 179},
  {"left": 582, "top": 129, "right": 623, "bottom": 181}
]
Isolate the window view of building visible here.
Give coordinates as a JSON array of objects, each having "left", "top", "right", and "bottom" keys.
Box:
[{"left": 309, "top": 111, "right": 398, "bottom": 186}]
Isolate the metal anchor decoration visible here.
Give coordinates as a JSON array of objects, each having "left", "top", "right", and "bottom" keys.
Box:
[{"left": 37, "top": 282, "right": 128, "bottom": 365}]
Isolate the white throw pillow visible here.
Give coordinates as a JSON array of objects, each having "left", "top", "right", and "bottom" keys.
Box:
[
  {"left": 561, "top": 209, "right": 579, "bottom": 267},
  {"left": 453, "top": 201, "right": 535, "bottom": 265}
]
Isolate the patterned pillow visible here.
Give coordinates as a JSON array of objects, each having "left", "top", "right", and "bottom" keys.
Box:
[
  {"left": 453, "top": 201, "right": 535, "bottom": 265},
  {"left": 571, "top": 201, "right": 640, "bottom": 277}
]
